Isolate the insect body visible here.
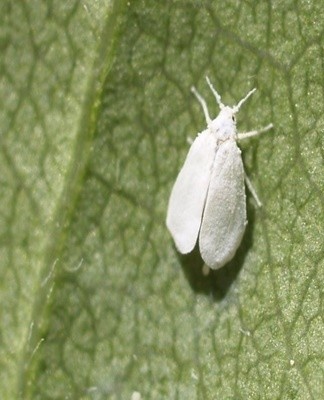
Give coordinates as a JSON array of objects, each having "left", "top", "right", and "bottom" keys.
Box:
[{"left": 166, "top": 77, "right": 273, "bottom": 270}]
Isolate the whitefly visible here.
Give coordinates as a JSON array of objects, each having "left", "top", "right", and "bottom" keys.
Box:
[{"left": 166, "top": 77, "right": 273, "bottom": 271}]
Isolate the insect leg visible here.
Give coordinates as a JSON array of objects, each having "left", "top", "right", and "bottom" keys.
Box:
[
  {"left": 237, "top": 123, "right": 273, "bottom": 140},
  {"left": 244, "top": 173, "right": 262, "bottom": 207}
]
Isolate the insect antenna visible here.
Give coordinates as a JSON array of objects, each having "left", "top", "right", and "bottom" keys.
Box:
[
  {"left": 205, "top": 76, "right": 225, "bottom": 110},
  {"left": 233, "top": 88, "right": 256, "bottom": 113}
]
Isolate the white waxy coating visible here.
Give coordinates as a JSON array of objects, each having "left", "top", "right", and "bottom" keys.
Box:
[
  {"left": 199, "top": 140, "right": 246, "bottom": 269},
  {"left": 167, "top": 106, "right": 246, "bottom": 269},
  {"left": 166, "top": 78, "right": 273, "bottom": 270},
  {"left": 166, "top": 130, "right": 217, "bottom": 254}
]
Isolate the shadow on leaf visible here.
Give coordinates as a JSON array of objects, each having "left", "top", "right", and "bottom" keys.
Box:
[{"left": 178, "top": 200, "right": 256, "bottom": 301}]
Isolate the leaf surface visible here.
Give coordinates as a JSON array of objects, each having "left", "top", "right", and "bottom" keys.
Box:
[{"left": 1, "top": 1, "right": 323, "bottom": 399}]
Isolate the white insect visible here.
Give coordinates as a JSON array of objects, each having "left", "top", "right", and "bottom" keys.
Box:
[{"left": 166, "top": 77, "right": 273, "bottom": 270}]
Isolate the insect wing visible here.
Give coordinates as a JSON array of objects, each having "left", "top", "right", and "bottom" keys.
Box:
[
  {"left": 166, "top": 131, "right": 217, "bottom": 254},
  {"left": 199, "top": 140, "right": 247, "bottom": 269}
]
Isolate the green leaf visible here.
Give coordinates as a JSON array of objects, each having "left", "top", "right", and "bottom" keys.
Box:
[{"left": 1, "top": 1, "right": 323, "bottom": 399}]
